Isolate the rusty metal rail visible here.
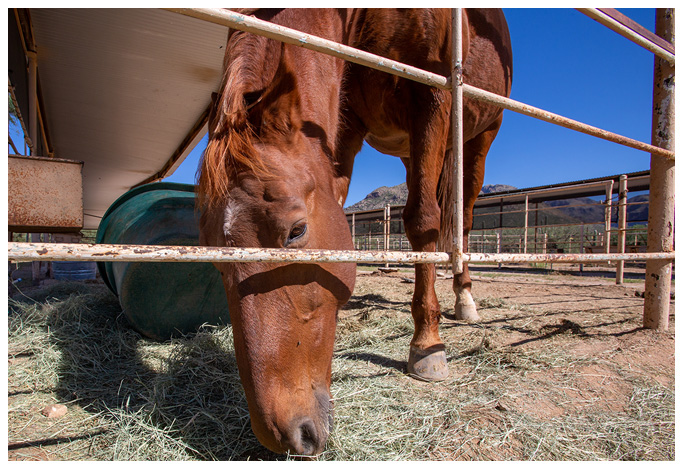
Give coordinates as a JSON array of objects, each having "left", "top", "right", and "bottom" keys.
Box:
[
  {"left": 577, "top": 8, "right": 675, "bottom": 63},
  {"left": 7, "top": 242, "right": 674, "bottom": 264},
  {"left": 462, "top": 84, "right": 674, "bottom": 160},
  {"left": 8, "top": 8, "right": 675, "bottom": 331},
  {"left": 164, "top": 8, "right": 674, "bottom": 161},
  {"left": 8, "top": 242, "right": 451, "bottom": 264}
]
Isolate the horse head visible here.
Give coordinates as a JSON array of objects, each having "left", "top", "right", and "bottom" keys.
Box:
[{"left": 198, "top": 23, "right": 355, "bottom": 454}]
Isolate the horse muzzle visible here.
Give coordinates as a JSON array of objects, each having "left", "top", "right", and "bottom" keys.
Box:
[
  {"left": 282, "top": 414, "right": 329, "bottom": 456},
  {"left": 255, "top": 386, "right": 333, "bottom": 456}
]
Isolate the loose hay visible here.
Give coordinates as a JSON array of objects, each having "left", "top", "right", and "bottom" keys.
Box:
[{"left": 7, "top": 276, "right": 674, "bottom": 461}]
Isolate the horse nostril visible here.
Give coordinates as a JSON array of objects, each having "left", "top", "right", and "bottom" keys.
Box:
[
  {"left": 288, "top": 417, "right": 323, "bottom": 456},
  {"left": 299, "top": 419, "right": 318, "bottom": 455}
]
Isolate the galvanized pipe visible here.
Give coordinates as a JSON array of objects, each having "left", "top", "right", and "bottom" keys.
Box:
[
  {"left": 451, "top": 8, "right": 465, "bottom": 275},
  {"left": 163, "top": 8, "right": 450, "bottom": 90},
  {"left": 7, "top": 242, "right": 674, "bottom": 264},
  {"left": 9, "top": 10, "right": 673, "bottom": 281},
  {"left": 603, "top": 180, "right": 614, "bottom": 262},
  {"left": 644, "top": 8, "right": 675, "bottom": 331},
  {"left": 462, "top": 84, "right": 675, "bottom": 161},
  {"left": 524, "top": 194, "right": 529, "bottom": 254},
  {"left": 7, "top": 242, "right": 452, "bottom": 264},
  {"left": 616, "top": 174, "right": 628, "bottom": 284},
  {"left": 577, "top": 8, "right": 675, "bottom": 64},
  {"left": 165, "top": 8, "right": 674, "bottom": 161}
]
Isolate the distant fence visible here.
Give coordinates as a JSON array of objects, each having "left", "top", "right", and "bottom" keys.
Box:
[{"left": 346, "top": 170, "right": 653, "bottom": 279}]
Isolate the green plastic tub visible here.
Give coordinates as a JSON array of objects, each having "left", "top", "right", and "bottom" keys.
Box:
[{"left": 96, "top": 182, "right": 229, "bottom": 340}]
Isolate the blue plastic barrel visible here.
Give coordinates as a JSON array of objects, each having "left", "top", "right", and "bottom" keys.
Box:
[{"left": 53, "top": 261, "right": 97, "bottom": 280}]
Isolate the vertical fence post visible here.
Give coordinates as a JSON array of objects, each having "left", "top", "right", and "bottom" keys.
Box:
[
  {"left": 496, "top": 231, "right": 502, "bottom": 269},
  {"left": 604, "top": 180, "right": 614, "bottom": 263},
  {"left": 351, "top": 213, "right": 356, "bottom": 249},
  {"left": 644, "top": 8, "right": 675, "bottom": 330},
  {"left": 451, "top": 8, "right": 465, "bottom": 275},
  {"left": 524, "top": 194, "right": 529, "bottom": 254},
  {"left": 534, "top": 202, "right": 539, "bottom": 254},
  {"left": 580, "top": 224, "right": 585, "bottom": 273},
  {"left": 616, "top": 174, "right": 628, "bottom": 284},
  {"left": 387, "top": 204, "right": 391, "bottom": 250},
  {"left": 543, "top": 233, "right": 548, "bottom": 255},
  {"left": 384, "top": 204, "right": 390, "bottom": 267}
]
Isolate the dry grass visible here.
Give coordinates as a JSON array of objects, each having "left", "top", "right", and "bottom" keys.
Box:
[{"left": 7, "top": 279, "right": 675, "bottom": 461}]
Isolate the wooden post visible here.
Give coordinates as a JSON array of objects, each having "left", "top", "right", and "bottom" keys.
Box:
[
  {"left": 616, "top": 175, "right": 628, "bottom": 284},
  {"left": 644, "top": 8, "right": 675, "bottom": 331}
]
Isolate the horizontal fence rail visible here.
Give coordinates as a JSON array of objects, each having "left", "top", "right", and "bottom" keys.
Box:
[
  {"left": 8, "top": 242, "right": 451, "bottom": 264},
  {"left": 166, "top": 8, "right": 674, "bottom": 161},
  {"left": 462, "top": 84, "right": 674, "bottom": 160},
  {"left": 163, "top": 8, "right": 450, "bottom": 89},
  {"left": 577, "top": 8, "right": 675, "bottom": 63},
  {"left": 7, "top": 242, "right": 674, "bottom": 264},
  {"left": 8, "top": 9, "right": 675, "bottom": 278}
]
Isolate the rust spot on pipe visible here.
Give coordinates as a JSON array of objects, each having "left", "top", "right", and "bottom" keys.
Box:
[{"left": 92, "top": 251, "right": 119, "bottom": 257}]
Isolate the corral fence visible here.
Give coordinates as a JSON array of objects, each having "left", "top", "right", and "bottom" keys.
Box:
[
  {"left": 347, "top": 170, "right": 653, "bottom": 283},
  {"left": 8, "top": 8, "right": 675, "bottom": 330}
]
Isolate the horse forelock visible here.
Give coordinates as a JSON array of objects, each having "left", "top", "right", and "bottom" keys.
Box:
[{"left": 198, "top": 30, "right": 271, "bottom": 210}]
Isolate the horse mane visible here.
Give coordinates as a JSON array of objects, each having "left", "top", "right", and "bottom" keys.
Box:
[{"left": 197, "top": 14, "right": 272, "bottom": 210}]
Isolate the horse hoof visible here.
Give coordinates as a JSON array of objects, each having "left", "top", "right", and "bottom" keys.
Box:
[
  {"left": 454, "top": 302, "right": 480, "bottom": 322},
  {"left": 407, "top": 345, "right": 449, "bottom": 381}
]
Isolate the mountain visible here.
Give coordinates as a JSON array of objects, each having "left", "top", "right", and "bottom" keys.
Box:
[
  {"left": 344, "top": 182, "right": 514, "bottom": 213},
  {"left": 480, "top": 184, "right": 517, "bottom": 194},
  {"left": 544, "top": 194, "right": 649, "bottom": 225},
  {"left": 344, "top": 182, "right": 649, "bottom": 227},
  {"left": 344, "top": 183, "right": 408, "bottom": 213}
]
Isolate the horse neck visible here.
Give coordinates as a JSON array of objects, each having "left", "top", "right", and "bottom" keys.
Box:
[{"left": 271, "top": 10, "right": 352, "bottom": 201}]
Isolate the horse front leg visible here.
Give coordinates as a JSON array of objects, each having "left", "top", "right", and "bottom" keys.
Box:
[
  {"left": 404, "top": 199, "right": 449, "bottom": 381},
  {"left": 402, "top": 92, "right": 450, "bottom": 382},
  {"left": 454, "top": 116, "right": 504, "bottom": 322}
]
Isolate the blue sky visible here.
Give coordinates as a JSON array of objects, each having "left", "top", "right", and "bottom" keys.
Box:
[
  {"left": 164, "top": 8, "right": 659, "bottom": 207},
  {"left": 10, "top": 9, "right": 656, "bottom": 208}
]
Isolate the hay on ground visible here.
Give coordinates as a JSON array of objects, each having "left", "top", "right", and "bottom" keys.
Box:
[{"left": 7, "top": 279, "right": 675, "bottom": 461}]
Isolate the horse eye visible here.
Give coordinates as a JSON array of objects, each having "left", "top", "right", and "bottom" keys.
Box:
[{"left": 286, "top": 223, "right": 307, "bottom": 245}]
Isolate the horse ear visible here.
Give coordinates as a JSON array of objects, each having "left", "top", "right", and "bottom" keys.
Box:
[
  {"left": 258, "top": 70, "right": 303, "bottom": 138},
  {"left": 333, "top": 178, "right": 348, "bottom": 208},
  {"left": 208, "top": 92, "right": 220, "bottom": 139}
]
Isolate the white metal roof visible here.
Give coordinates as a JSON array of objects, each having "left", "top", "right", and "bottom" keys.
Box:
[{"left": 29, "top": 9, "right": 228, "bottom": 228}]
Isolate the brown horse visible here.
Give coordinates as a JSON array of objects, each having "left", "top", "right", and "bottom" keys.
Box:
[{"left": 198, "top": 8, "right": 512, "bottom": 455}]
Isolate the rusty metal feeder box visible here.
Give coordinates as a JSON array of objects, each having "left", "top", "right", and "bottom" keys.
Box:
[
  {"left": 96, "top": 182, "right": 230, "bottom": 340},
  {"left": 8, "top": 154, "right": 84, "bottom": 232}
]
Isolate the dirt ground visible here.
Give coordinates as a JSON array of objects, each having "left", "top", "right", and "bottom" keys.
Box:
[
  {"left": 342, "top": 264, "right": 675, "bottom": 459},
  {"left": 354, "top": 264, "right": 675, "bottom": 396},
  {"left": 7, "top": 263, "right": 675, "bottom": 460}
]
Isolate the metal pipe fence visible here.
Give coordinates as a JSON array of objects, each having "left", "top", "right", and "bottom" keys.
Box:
[
  {"left": 8, "top": 8, "right": 675, "bottom": 328},
  {"left": 8, "top": 241, "right": 673, "bottom": 264}
]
